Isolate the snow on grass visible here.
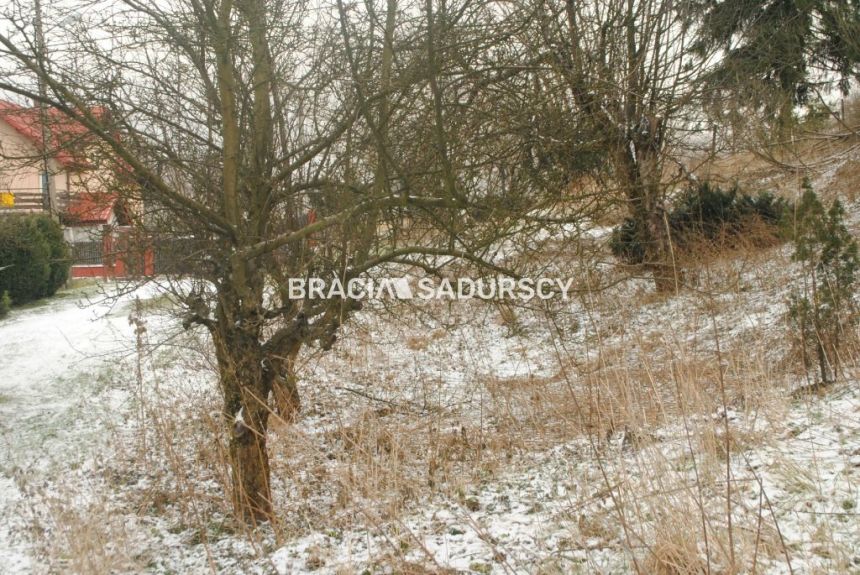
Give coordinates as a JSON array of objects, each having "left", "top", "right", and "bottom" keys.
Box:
[
  {"left": 254, "top": 377, "right": 859, "bottom": 574},
  {"left": 0, "top": 211, "right": 859, "bottom": 573},
  {"left": 0, "top": 281, "right": 176, "bottom": 573}
]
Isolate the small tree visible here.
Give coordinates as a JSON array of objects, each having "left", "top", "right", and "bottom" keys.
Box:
[
  {"left": 33, "top": 215, "right": 70, "bottom": 296},
  {"left": 788, "top": 180, "right": 859, "bottom": 385}
]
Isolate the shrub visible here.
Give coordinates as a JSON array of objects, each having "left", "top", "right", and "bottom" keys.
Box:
[
  {"left": 787, "top": 180, "right": 859, "bottom": 384},
  {"left": 0, "top": 214, "right": 70, "bottom": 305},
  {"left": 608, "top": 218, "right": 647, "bottom": 265},
  {"left": 610, "top": 182, "right": 791, "bottom": 264},
  {"left": 34, "top": 214, "right": 71, "bottom": 294}
]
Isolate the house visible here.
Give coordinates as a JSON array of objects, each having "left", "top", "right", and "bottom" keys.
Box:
[{"left": 0, "top": 100, "right": 149, "bottom": 278}]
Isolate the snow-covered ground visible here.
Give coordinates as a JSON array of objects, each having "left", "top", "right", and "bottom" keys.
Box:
[
  {"left": 0, "top": 283, "right": 169, "bottom": 572},
  {"left": 0, "top": 254, "right": 858, "bottom": 574}
]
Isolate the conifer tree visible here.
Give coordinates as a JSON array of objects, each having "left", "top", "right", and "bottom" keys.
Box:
[
  {"left": 697, "top": 0, "right": 860, "bottom": 126},
  {"left": 788, "top": 180, "right": 859, "bottom": 384}
]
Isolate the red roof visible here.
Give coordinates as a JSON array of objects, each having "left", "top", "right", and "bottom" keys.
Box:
[
  {"left": 65, "top": 192, "right": 116, "bottom": 224},
  {"left": 0, "top": 100, "right": 105, "bottom": 168}
]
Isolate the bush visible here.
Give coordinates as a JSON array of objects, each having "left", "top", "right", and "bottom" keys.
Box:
[
  {"left": 610, "top": 182, "right": 791, "bottom": 264},
  {"left": 608, "top": 218, "right": 647, "bottom": 265},
  {"left": 787, "top": 180, "right": 859, "bottom": 384},
  {"left": 34, "top": 214, "right": 71, "bottom": 293},
  {"left": 0, "top": 214, "right": 70, "bottom": 305}
]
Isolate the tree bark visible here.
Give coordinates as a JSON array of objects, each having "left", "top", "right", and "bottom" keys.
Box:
[
  {"left": 213, "top": 323, "right": 274, "bottom": 523},
  {"left": 270, "top": 343, "right": 302, "bottom": 423},
  {"left": 640, "top": 196, "right": 675, "bottom": 293},
  {"left": 616, "top": 133, "right": 676, "bottom": 293},
  {"left": 230, "top": 405, "right": 272, "bottom": 523}
]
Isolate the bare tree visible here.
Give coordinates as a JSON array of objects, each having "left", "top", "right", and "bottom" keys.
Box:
[
  {"left": 506, "top": 0, "right": 860, "bottom": 291},
  {"left": 0, "top": 0, "right": 574, "bottom": 522},
  {"left": 503, "top": 0, "right": 719, "bottom": 290}
]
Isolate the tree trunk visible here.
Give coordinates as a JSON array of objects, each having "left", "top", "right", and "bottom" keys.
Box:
[
  {"left": 617, "top": 136, "right": 677, "bottom": 293},
  {"left": 230, "top": 404, "right": 272, "bottom": 523},
  {"left": 214, "top": 326, "right": 274, "bottom": 523},
  {"left": 271, "top": 343, "right": 302, "bottom": 423},
  {"left": 816, "top": 339, "right": 832, "bottom": 385},
  {"left": 641, "top": 202, "right": 675, "bottom": 293}
]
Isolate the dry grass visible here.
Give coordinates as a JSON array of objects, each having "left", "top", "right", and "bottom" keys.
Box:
[
  {"left": 18, "top": 120, "right": 860, "bottom": 573},
  {"left": 25, "top": 252, "right": 857, "bottom": 574}
]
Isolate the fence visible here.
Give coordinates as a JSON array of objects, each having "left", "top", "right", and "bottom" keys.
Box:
[
  {"left": 68, "top": 227, "right": 153, "bottom": 278},
  {"left": 70, "top": 241, "right": 103, "bottom": 266}
]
